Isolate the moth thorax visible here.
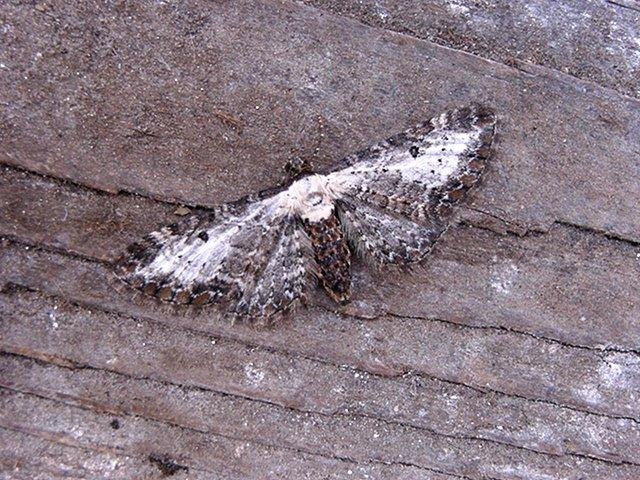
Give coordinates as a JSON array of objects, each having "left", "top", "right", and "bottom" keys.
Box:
[
  {"left": 286, "top": 175, "right": 335, "bottom": 222},
  {"left": 300, "top": 192, "right": 334, "bottom": 222},
  {"left": 307, "top": 191, "right": 323, "bottom": 206}
]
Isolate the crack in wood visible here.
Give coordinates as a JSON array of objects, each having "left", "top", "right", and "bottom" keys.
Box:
[
  {"left": 5, "top": 350, "right": 623, "bottom": 468},
  {"left": 379, "top": 310, "right": 640, "bottom": 356},
  {"left": 606, "top": 0, "right": 640, "bottom": 13},
  {"left": 2, "top": 280, "right": 639, "bottom": 427},
  {"left": 3, "top": 233, "right": 639, "bottom": 358},
  {"left": 0, "top": 424, "right": 225, "bottom": 478},
  {"left": 3, "top": 350, "right": 639, "bottom": 472},
  {"left": 465, "top": 206, "right": 640, "bottom": 247},
  {"left": 2, "top": 298, "right": 640, "bottom": 466},
  {"left": 0, "top": 385, "right": 481, "bottom": 479},
  {"left": 3, "top": 157, "right": 640, "bottom": 249},
  {"left": 299, "top": 0, "right": 640, "bottom": 103}
]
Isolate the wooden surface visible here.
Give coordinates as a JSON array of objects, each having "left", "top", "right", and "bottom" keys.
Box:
[{"left": 1, "top": 1, "right": 639, "bottom": 479}]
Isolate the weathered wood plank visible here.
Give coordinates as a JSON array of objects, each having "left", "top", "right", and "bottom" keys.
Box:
[
  {"left": 1, "top": 1, "right": 639, "bottom": 477},
  {"left": 2, "top": 352, "right": 639, "bottom": 469},
  {"left": 3, "top": 250, "right": 640, "bottom": 423},
  {"left": 1, "top": 288, "right": 638, "bottom": 475},
  {"left": 302, "top": 0, "right": 640, "bottom": 99},
  {"left": 0, "top": 389, "right": 458, "bottom": 480},
  {"left": 1, "top": 1, "right": 639, "bottom": 241},
  {"left": 0, "top": 427, "right": 183, "bottom": 480},
  {"left": 0, "top": 167, "right": 175, "bottom": 261},
  {"left": 2, "top": 167, "right": 638, "bottom": 352}
]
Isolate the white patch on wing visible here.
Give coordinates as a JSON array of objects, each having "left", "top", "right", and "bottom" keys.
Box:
[
  {"left": 385, "top": 130, "right": 477, "bottom": 183},
  {"left": 138, "top": 199, "right": 281, "bottom": 283},
  {"left": 328, "top": 129, "right": 479, "bottom": 190}
]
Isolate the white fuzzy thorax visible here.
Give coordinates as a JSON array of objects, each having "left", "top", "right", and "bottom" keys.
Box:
[{"left": 278, "top": 174, "right": 340, "bottom": 222}]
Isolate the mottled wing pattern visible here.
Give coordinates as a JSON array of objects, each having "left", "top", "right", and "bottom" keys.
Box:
[
  {"left": 327, "top": 104, "right": 496, "bottom": 265},
  {"left": 115, "top": 195, "right": 316, "bottom": 318},
  {"left": 115, "top": 104, "right": 495, "bottom": 319}
]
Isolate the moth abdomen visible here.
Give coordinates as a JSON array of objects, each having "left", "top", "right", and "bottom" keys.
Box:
[{"left": 302, "top": 210, "right": 351, "bottom": 304}]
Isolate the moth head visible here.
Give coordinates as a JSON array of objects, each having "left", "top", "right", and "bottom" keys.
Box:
[
  {"left": 284, "top": 156, "right": 314, "bottom": 179},
  {"left": 285, "top": 174, "right": 336, "bottom": 222}
]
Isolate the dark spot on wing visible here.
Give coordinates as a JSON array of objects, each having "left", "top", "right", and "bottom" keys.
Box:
[
  {"left": 198, "top": 231, "right": 209, "bottom": 242},
  {"left": 409, "top": 146, "right": 420, "bottom": 158}
]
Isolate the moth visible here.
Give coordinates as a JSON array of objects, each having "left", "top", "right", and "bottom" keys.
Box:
[{"left": 115, "top": 104, "right": 496, "bottom": 319}]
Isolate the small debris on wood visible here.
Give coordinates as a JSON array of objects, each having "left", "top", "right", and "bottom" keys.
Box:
[
  {"left": 173, "top": 206, "right": 191, "bottom": 216},
  {"left": 148, "top": 453, "right": 189, "bottom": 477},
  {"left": 212, "top": 109, "right": 244, "bottom": 131}
]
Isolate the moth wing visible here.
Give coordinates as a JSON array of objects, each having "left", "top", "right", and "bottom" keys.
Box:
[
  {"left": 325, "top": 104, "right": 496, "bottom": 264},
  {"left": 115, "top": 193, "right": 316, "bottom": 318}
]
